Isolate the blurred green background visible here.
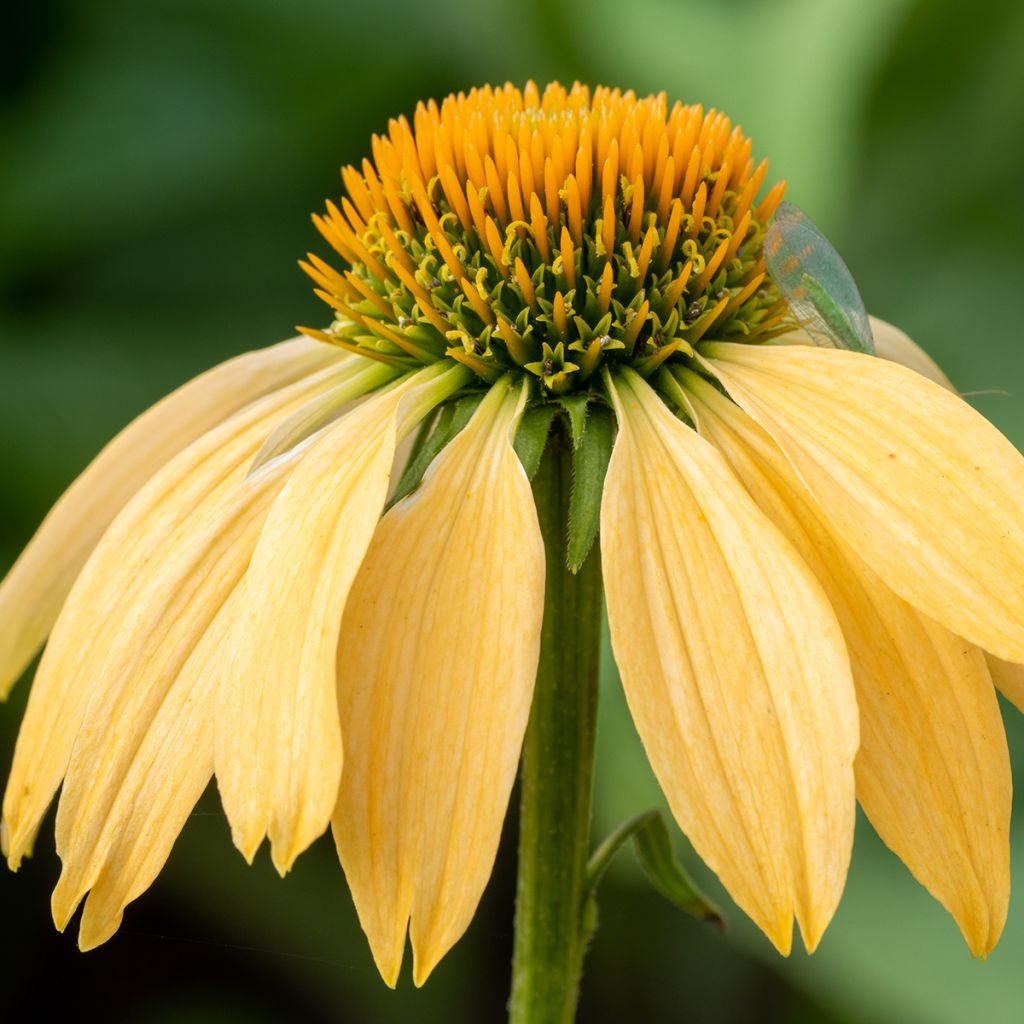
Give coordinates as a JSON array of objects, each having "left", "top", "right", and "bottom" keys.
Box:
[{"left": 2, "top": 0, "right": 1024, "bottom": 1020}]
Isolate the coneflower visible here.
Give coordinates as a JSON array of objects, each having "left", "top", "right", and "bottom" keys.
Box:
[{"left": 2, "top": 81, "right": 1022, "bottom": 1023}]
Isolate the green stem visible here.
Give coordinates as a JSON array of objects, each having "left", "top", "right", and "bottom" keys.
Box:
[{"left": 509, "top": 424, "right": 604, "bottom": 1024}]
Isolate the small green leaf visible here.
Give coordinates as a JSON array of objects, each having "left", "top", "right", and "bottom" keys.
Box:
[
  {"left": 582, "top": 811, "right": 723, "bottom": 946},
  {"left": 567, "top": 404, "right": 614, "bottom": 572},
  {"left": 633, "top": 814, "right": 724, "bottom": 930},
  {"left": 559, "top": 393, "right": 590, "bottom": 449},
  {"left": 389, "top": 393, "right": 484, "bottom": 506},
  {"left": 514, "top": 404, "right": 558, "bottom": 480}
]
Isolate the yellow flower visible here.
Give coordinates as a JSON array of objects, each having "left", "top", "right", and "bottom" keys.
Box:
[{"left": 2, "top": 81, "right": 1023, "bottom": 986}]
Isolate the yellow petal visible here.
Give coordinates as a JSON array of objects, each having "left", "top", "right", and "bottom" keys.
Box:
[
  {"left": 988, "top": 655, "right": 1024, "bottom": 714},
  {"left": 771, "top": 317, "right": 950, "bottom": 390},
  {"left": 684, "top": 374, "right": 1010, "bottom": 955},
  {"left": 1, "top": 359, "right": 372, "bottom": 869},
  {"left": 0, "top": 336, "right": 341, "bottom": 697},
  {"left": 75, "top": 594, "right": 238, "bottom": 949},
  {"left": 869, "top": 315, "right": 954, "bottom": 389},
  {"left": 600, "top": 370, "right": 858, "bottom": 954},
  {"left": 213, "top": 364, "right": 464, "bottom": 874},
  {"left": 50, "top": 453, "right": 295, "bottom": 931},
  {"left": 702, "top": 342, "right": 1024, "bottom": 664},
  {"left": 71, "top": 589, "right": 243, "bottom": 946},
  {"left": 332, "top": 379, "right": 543, "bottom": 987}
]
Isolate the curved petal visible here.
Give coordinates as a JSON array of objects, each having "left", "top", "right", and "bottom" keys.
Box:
[
  {"left": 0, "top": 336, "right": 342, "bottom": 697},
  {"left": 988, "top": 655, "right": 1024, "bottom": 714},
  {"left": 214, "top": 364, "right": 466, "bottom": 874},
  {"left": 600, "top": 370, "right": 858, "bottom": 954},
  {"left": 332, "top": 379, "right": 542, "bottom": 987},
  {"left": 50, "top": 359, "right": 394, "bottom": 937},
  {"left": 869, "top": 316, "right": 954, "bottom": 389},
  {"left": 50, "top": 463, "right": 288, "bottom": 932},
  {"left": 684, "top": 373, "right": 1010, "bottom": 955},
  {"left": 1, "top": 359, "right": 373, "bottom": 869},
  {"left": 701, "top": 342, "right": 1024, "bottom": 664},
  {"left": 772, "top": 316, "right": 949, "bottom": 389},
  {"left": 74, "top": 596, "right": 237, "bottom": 950}
]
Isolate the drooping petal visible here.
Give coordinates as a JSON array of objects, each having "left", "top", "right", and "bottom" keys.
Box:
[
  {"left": 866, "top": 333, "right": 1021, "bottom": 841},
  {"left": 701, "top": 342, "right": 1024, "bottom": 664},
  {"left": 0, "top": 336, "right": 342, "bottom": 697},
  {"left": 600, "top": 370, "right": 858, "bottom": 954},
  {"left": 332, "top": 379, "right": 543, "bottom": 987},
  {"left": 683, "top": 372, "right": 1010, "bottom": 955},
  {"left": 868, "top": 316, "right": 953, "bottom": 389},
  {"left": 214, "top": 363, "right": 467, "bottom": 874},
  {"left": 74, "top": 596, "right": 238, "bottom": 950},
  {"left": 1, "top": 359, "right": 379, "bottom": 869},
  {"left": 988, "top": 655, "right": 1024, "bottom": 714},
  {"left": 49, "top": 452, "right": 297, "bottom": 932}
]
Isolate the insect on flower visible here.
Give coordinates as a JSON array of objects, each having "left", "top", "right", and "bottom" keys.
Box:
[
  {"left": 763, "top": 200, "right": 875, "bottom": 353},
  {"left": 2, "top": 83, "right": 1024, "bottom": 1011}
]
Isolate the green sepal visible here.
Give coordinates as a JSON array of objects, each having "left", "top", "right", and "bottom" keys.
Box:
[
  {"left": 388, "top": 392, "right": 484, "bottom": 506},
  {"left": 567, "top": 404, "right": 614, "bottom": 573},
  {"left": 558, "top": 394, "right": 590, "bottom": 450},
  {"left": 514, "top": 404, "right": 558, "bottom": 480},
  {"left": 582, "top": 811, "right": 723, "bottom": 941}
]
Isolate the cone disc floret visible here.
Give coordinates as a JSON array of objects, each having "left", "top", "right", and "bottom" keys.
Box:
[{"left": 302, "top": 81, "right": 789, "bottom": 394}]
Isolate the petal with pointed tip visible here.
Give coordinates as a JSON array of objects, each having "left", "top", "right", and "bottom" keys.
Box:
[
  {"left": 1, "top": 361, "right": 354, "bottom": 870},
  {"left": 213, "top": 368, "right": 457, "bottom": 874},
  {"left": 73, "top": 597, "right": 239, "bottom": 951},
  {"left": 687, "top": 377, "right": 1010, "bottom": 956},
  {"left": 51, "top": 454, "right": 295, "bottom": 932},
  {"left": 332, "top": 380, "right": 543, "bottom": 986},
  {"left": 600, "top": 371, "right": 858, "bottom": 954}
]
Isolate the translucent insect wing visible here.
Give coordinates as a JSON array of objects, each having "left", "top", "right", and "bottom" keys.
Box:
[{"left": 764, "top": 201, "right": 874, "bottom": 354}]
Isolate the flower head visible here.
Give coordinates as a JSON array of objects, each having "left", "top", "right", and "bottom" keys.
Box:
[
  {"left": 302, "top": 82, "right": 787, "bottom": 388},
  {"left": 2, "top": 81, "right": 1024, "bottom": 984}
]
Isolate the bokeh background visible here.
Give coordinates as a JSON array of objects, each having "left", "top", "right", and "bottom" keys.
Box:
[{"left": 3, "top": 0, "right": 1024, "bottom": 1020}]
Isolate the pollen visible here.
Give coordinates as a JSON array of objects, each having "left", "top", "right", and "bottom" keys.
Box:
[{"left": 303, "top": 81, "right": 789, "bottom": 393}]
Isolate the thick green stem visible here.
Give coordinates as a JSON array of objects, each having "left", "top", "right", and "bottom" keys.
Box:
[{"left": 509, "top": 427, "right": 603, "bottom": 1024}]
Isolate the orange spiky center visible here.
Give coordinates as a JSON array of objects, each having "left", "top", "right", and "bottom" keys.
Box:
[{"left": 302, "top": 81, "right": 788, "bottom": 393}]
